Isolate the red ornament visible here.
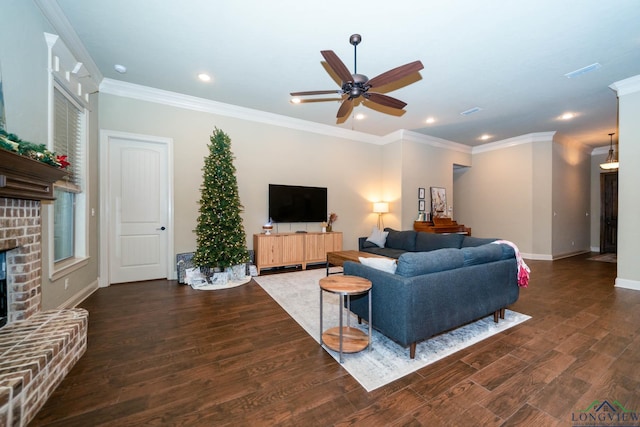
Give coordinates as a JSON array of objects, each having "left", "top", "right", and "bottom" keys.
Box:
[{"left": 56, "top": 155, "right": 70, "bottom": 169}]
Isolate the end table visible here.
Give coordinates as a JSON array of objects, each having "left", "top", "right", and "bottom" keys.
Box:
[{"left": 319, "top": 275, "right": 372, "bottom": 363}]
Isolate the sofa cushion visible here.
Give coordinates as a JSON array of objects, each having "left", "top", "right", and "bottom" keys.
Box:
[
  {"left": 362, "top": 246, "right": 406, "bottom": 259},
  {"left": 461, "top": 236, "right": 497, "bottom": 247},
  {"left": 362, "top": 240, "right": 378, "bottom": 249},
  {"left": 359, "top": 256, "right": 397, "bottom": 274},
  {"left": 495, "top": 243, "right": 516, "bottom": 259},
  {"left": 461, "top": 244, "right": 504, "bottom": 266},
  {"left": 365, "top": 227, "right": 389, "bottom": 248},
  {"left": 415, "top": 232, "right": 464, "bottom": 252},
  {"left": 395, "top": 249, "right": 465, "bottom": 277},
  {"left": 384, "top": 228, "right": 417, "bottom": 251}
]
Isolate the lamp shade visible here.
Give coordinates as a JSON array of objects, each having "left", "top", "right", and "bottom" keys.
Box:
[{"left": 373, "top": 202, "right": 389, "bottom": 214}]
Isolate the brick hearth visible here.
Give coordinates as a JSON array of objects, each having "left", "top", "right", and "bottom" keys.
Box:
[{"left": 0, "top": 196, "right": 88, "bottom": 426}]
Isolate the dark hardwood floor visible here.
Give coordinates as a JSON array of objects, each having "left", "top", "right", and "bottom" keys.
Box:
[{"left": 30, "top": 253, "right": 640, "bottom": 426}]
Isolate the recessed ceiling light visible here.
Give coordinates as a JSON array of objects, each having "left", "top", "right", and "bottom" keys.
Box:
[
  {"left": 197, "top": 73, "right": 211, "bottom": 82},
  {"left": 480, "top": 134, "right": 491, "bottom": 141},
  {"left": 355, "top": 113, "right": 365, "bottom": 120},
  {"left": 114, "top": 64, "right": 127, "bottom": 74},
  {"left": 425, "top": 117, "right": 435, "bottom": 124},
  {"left": 560, "top": 112, "right": 575, "bottom": 120},
  {"left": 290, "top": 98, "right": 301, "bottom": 104}
]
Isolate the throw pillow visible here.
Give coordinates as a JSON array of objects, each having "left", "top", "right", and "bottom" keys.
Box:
[
  {"left": 359, "top": 256, "right": 397, "bottom": 274},
  {"left": 366, "top": 227, "right": 388, "bottom": 248},
  {"left": 384, "top": 228, "right": 417, "bottom": 251}
]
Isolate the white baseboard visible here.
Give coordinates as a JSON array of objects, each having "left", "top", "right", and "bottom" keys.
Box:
[
  {"left": 520, "top": 253, "right": 552, "bottom": 261},
  {"left": 521, "top": 250, "right": 590, "bottom": 261},
  {"left": 58, "top": 280, "right": 99, "bottom": 309},
  {"left": 615, "top": 278, "right": 640, "bottom": 291},
  {"left": 552, "top": 250, "right": 590, "bottom": 260}
]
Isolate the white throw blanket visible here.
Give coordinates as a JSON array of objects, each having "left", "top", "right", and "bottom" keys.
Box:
[{"left": 491, "top": 240, "right": 530, "bottom": 287}]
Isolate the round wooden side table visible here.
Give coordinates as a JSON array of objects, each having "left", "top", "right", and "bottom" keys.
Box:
[{"left": 319, "top": 275, "right": 372, "bottom": 363}]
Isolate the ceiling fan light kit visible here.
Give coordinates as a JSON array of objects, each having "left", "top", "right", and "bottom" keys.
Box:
[
  {"left": 291, "top": 34, "right": 424, "bottom": 120},
  {"left": 599, "top": 132, "right": 619, "bottom": 170}
]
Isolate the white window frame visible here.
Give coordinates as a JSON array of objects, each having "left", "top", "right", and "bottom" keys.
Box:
[{"left": 45, "top": 33, "right": 91, "bottom": 280}]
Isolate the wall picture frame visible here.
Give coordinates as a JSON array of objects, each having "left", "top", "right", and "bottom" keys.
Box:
[
  {"left": 418, "top": 187, "right": 425, "bottom": 199},
  {"left": 418, "top": 199, "right": 426, "bottom": 212},
  {"left": 430, "top": 187, "right": 447, "bottom": 217}
]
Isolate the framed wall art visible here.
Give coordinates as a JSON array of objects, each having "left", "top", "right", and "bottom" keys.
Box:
[
  {"left": 430, "top": 187, "right": 447, "bottom": 217},
  {"left": 418, "top": 199, "right": 426, "bottom": 212},
  {"left": 418, "top": 187, "right": 425, "bottom": 200}
]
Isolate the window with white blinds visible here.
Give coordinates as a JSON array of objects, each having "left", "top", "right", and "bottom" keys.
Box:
[
  {"left": 53, "top": 86, "right": 83, "bottom": 189},
  {"left": 53, "top": 85, "right": 86, "bottom": 263}
]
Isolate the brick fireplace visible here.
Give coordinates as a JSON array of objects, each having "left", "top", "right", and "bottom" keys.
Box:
[
  {"left": 0, "top": 197, "right": 43, "bottom": 325},
  {"left": 0, "top": 150, "right": 89, "bottom": 426}
]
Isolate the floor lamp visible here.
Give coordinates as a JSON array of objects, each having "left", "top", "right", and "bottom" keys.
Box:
[{"left": 373, "top": 202, "right": 389, "bottom": 230}]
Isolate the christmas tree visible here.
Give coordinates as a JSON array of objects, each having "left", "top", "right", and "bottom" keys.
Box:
[{"left": 193, "top": 128, "right": 249, "bottom": 270}]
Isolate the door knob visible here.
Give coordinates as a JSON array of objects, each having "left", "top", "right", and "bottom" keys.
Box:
[{"left": 157, "top": 226, "right": 166, "bottom": 231}]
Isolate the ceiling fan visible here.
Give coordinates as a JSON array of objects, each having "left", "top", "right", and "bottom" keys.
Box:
[{"left": 291, "top": 34, "right": 424, "bottom": 119}]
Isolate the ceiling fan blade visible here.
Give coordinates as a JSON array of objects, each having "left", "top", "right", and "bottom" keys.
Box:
[
  {"left": 367, "top": 60, "right": 424, "bottom": 88},
  {"left": 321, "top": 50, "right": 354, "bottom": 83},
  {"left": 296, "top": 98, "right": 343, "bottom": 104},
  {"left": 336, "top": 98, "right": 353, "bottom": 118},
  {"left": 290, "top": 90, "right": 342, "bottom": 96},
  {"left": 365, "top": 92, "right": 407, "bottom": 109}
]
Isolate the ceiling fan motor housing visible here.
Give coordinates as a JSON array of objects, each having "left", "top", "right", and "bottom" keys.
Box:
[{"left": 344, "top": 73, "right": 369, "bottom": 98}]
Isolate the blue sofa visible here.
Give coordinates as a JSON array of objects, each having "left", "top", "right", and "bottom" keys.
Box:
[
  {"left": 344, "top": 229, "right": 519, "bottom": 358},
  {"left": 358, "top": 228, "right": 498, "bottom": 258}
]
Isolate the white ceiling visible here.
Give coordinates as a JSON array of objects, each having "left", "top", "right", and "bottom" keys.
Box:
[{"left": 50, "top": 0, "right": 640, "bottom": 148}]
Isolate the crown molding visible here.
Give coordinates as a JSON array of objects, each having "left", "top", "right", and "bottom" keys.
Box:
[
  {"left": 471, "top": 132, "right": 556, "bottom": 154},
  {"left": 393, "top": 130, "right": 472, "bottom": 153},
  {"left": 35, "top": 0, "right": 103, "bottom": 86},
  {"left": 99, "top": 79, "right": 385, "bottom": 145},
  {"left": 98, "top": 78, "right": 534, "bottom": 155},
  {"left": 609, "top": 74, "right": 640, "bottom": 96}
]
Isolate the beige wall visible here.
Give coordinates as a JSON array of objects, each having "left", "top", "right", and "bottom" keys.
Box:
[
  {"left": 613, "top": 76, "right": 640, "bottom": 289},
  {"left": 454, "top": 132, "right": 591, "bottom": 259},
  {"left": 1, "top": 1, "right": 100, "bottom": 309},
  {"left": 99, "top": 94, "right": 385, "bottom": 257},
  {"left": 551, "top": 134, "right": 591, "bottom": 257},
  {"left": 531, "top": 139, "right": 553, "bottom": 256},
  {"left": 456, "top": 139, "right": 537, "bottom": 253},
  {"left": 380, "top": 140, "right": 403, "bottom": 231},
  {"left": 455, "top": 133, "right": 592, "bottom": 259},
  {"left": 399, "top": 137, "right": 471, "bottom": 229}
]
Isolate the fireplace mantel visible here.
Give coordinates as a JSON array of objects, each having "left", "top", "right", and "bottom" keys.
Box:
[{"left": 0, "top": 149, "right": 68, "bottom": 201}]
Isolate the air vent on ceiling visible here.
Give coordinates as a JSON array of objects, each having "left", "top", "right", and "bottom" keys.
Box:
[
  {"left": 564, "top": 63, "right": 601, "bottom": 79},
  {"left": 460, "top": 107, "right": 483, "bottom": 116}
]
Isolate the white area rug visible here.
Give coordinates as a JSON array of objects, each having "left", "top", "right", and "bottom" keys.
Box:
[
  {"left": 190, "top": 276, "right": 251, "bottom": 290},
  {"left": 254, "top": 268, "right": 531, "bottom": 391}
]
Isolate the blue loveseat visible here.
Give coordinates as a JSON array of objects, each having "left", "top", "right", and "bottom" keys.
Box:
[{"left": 344, "top": 229, "right": 519, "bottom": 358}]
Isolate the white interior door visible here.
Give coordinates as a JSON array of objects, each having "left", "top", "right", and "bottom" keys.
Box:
[{"left": 107, "top": 135, "right": 170, "bottom": 284}]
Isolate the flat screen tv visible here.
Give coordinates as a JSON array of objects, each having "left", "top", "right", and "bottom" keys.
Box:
[{"left": 269, "top": 184, "right": 327, "bottom": 223}]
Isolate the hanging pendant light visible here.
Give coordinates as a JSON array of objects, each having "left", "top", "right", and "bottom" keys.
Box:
[{"left": 599, "top": 133, "right": 619, "bottom": 170}]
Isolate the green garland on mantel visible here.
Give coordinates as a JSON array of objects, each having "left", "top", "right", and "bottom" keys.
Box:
[{"left": 0, "top": 128, "right": 69, "bottom": 169}]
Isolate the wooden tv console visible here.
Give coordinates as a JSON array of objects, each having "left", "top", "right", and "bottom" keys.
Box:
[{"left": 254, "top": 232, "right": 343, "bottom": 274}]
